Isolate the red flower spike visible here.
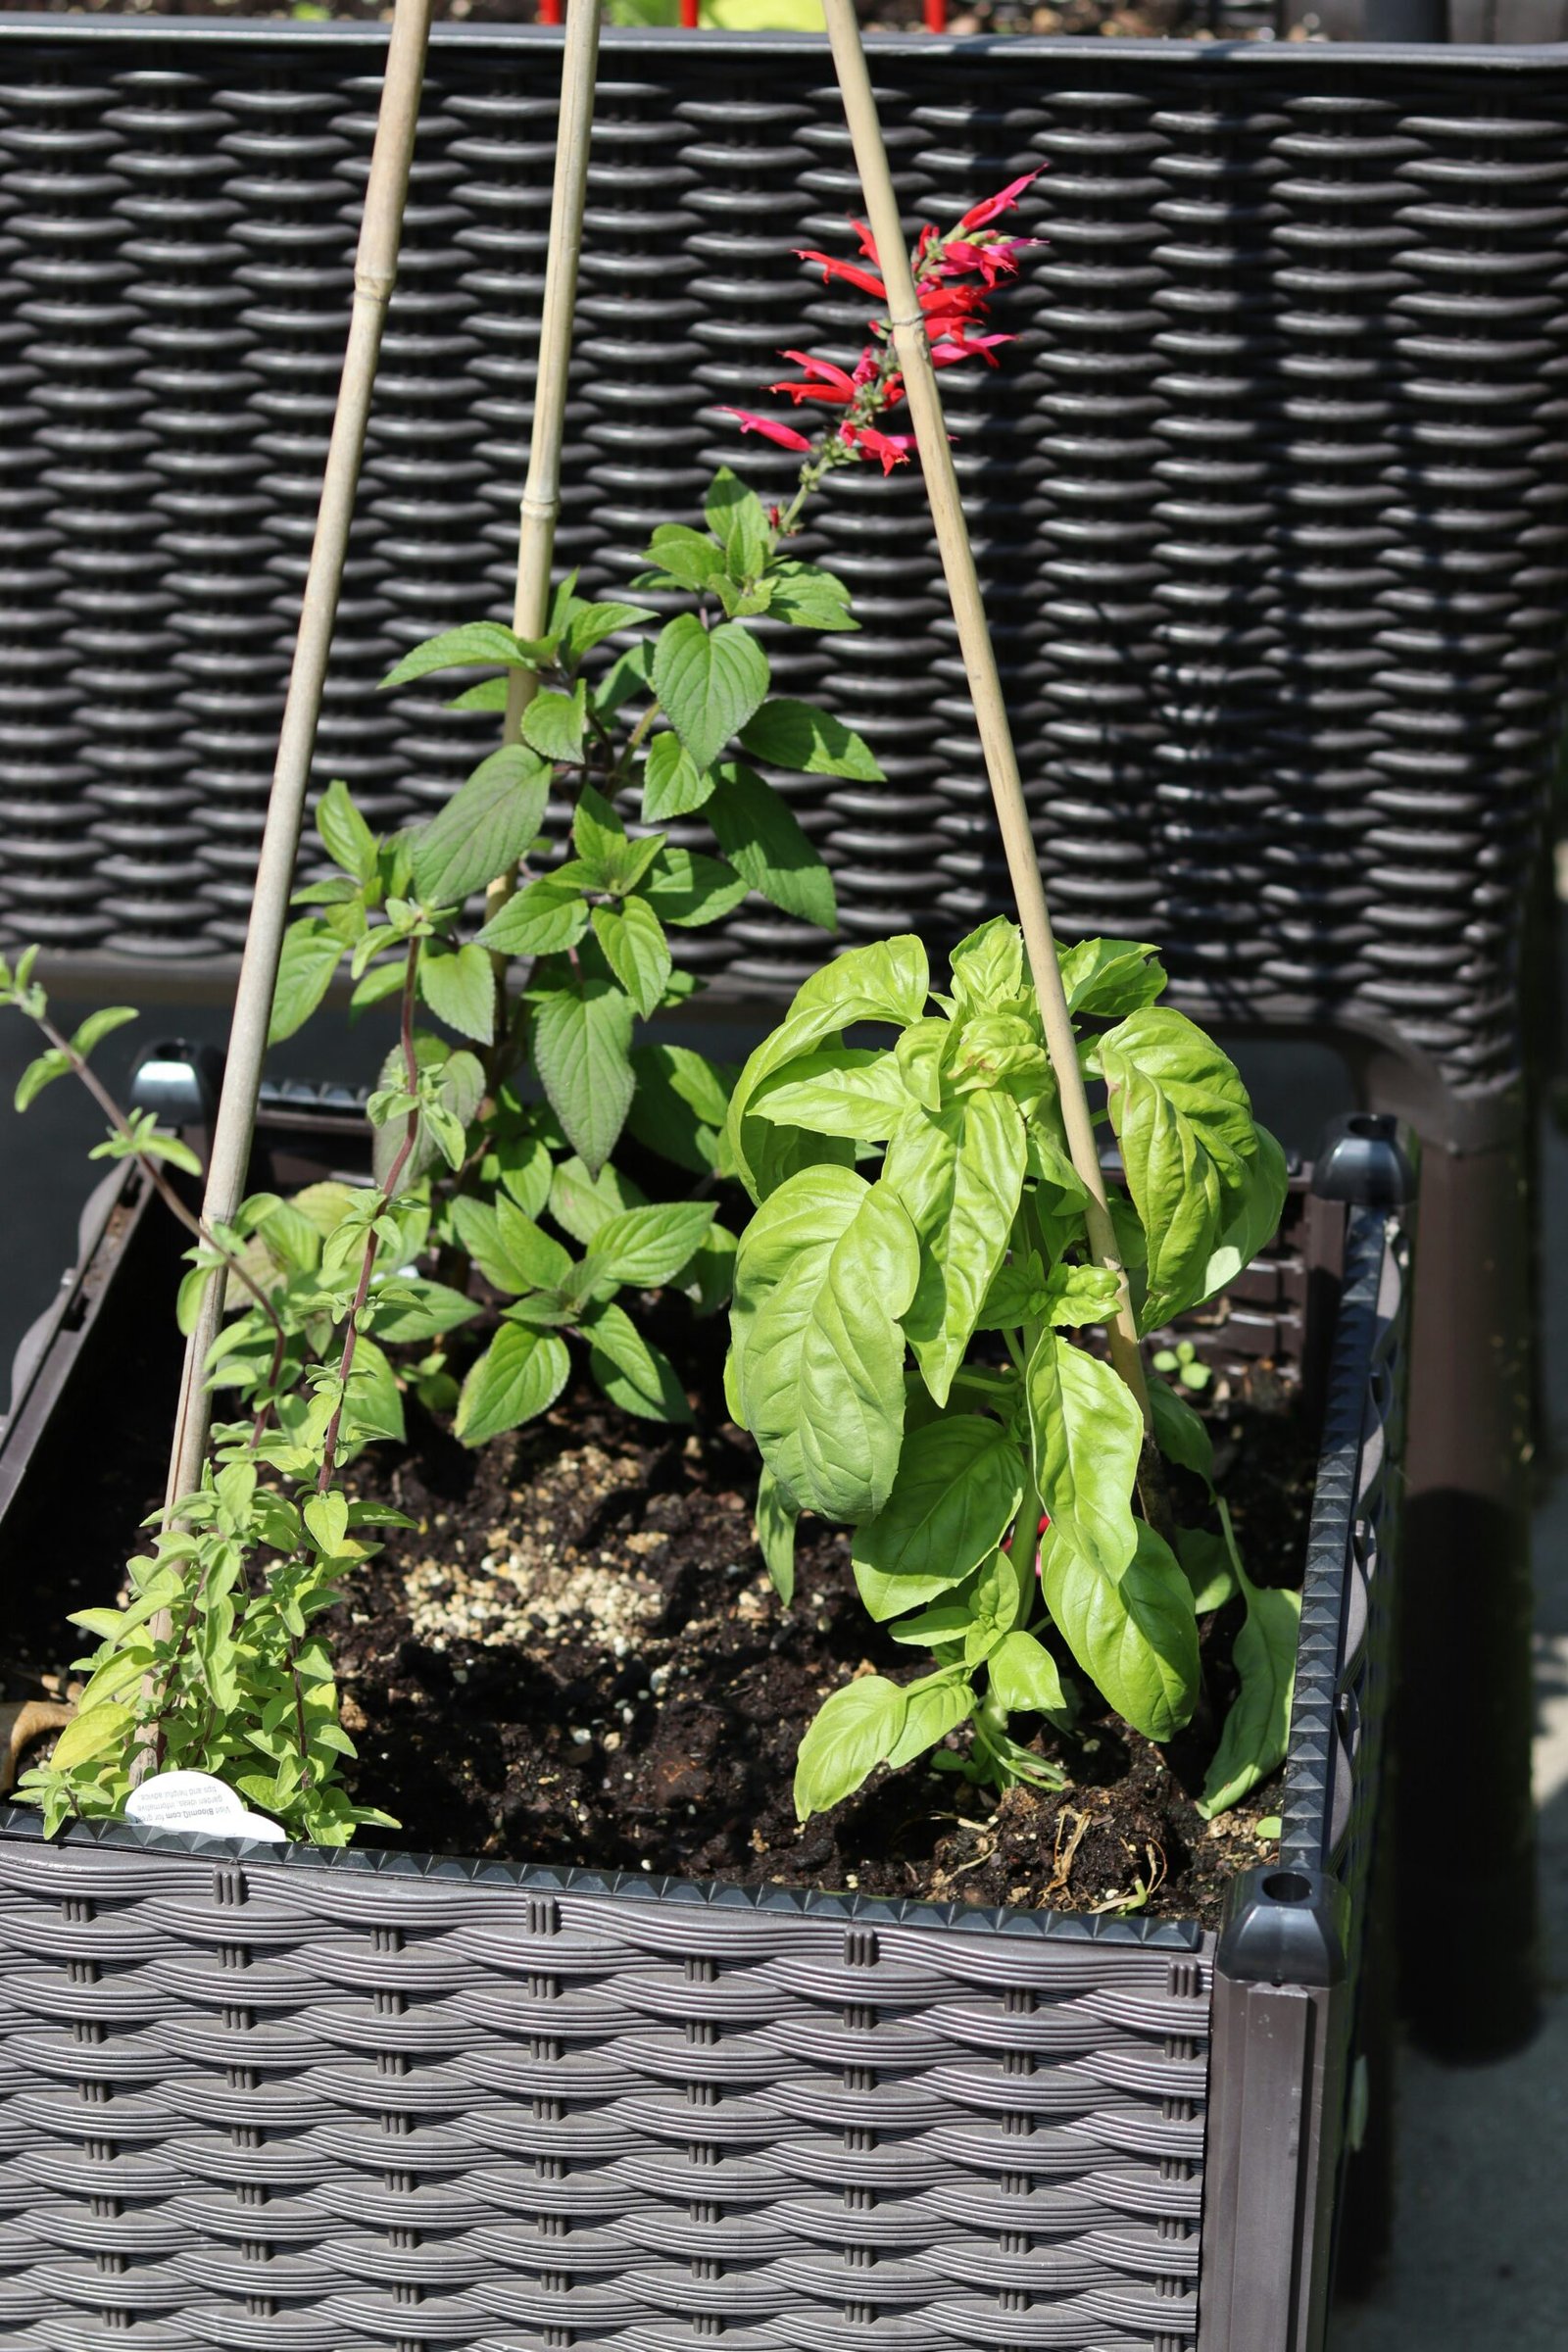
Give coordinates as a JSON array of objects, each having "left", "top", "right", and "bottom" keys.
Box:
[
  {"left": 722, "top": 409, "right": 813, "bottom": 453},
  {"left": 841, "top": 422, "right": 915, "bottom": 475},
  {"left": 956, "top": 171, "right": 1041, "bottom": 236},
  {"left": 930, "top": 333, "right": 1013, "bottom": 368},
  {"left": 769, "top": 352, "right": 858, "bottom": 405}
]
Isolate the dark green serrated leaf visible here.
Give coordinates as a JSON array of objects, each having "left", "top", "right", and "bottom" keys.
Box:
[
  {"left": 419, "top": 942, "right": 495, "bottom": 1044},
  {"left": 652, "top": 614, "right": 769, "bottom": 771},
  {"left": 737, "top": 698, "right": 883, "bottom": 781},
  {"left": 381, "top": 621, "right": 553, "bottom": 691},
  {"left": 642, "top": 732, "right": 716, "bottom": 821},
  {"left": 476, "top": 874, "right": 590, "bottom": 958},
  {"left": 591, "top": 896, "right": 671, "bottom": 1017},
  {"left": 455, "top": 1323, "right": 571, "bottom": 1446},
  {"left": 269, "top": 921, "right": 343, "bottom": 1045},
  {"left": 707, "top": 760, "right": 835, "bottom": 931},
  {"left": 530, "top": 977, "right": 635, "bottom": 1176},
  {"left": 410, "top": 744, "right": 550, "bottom": 910}
]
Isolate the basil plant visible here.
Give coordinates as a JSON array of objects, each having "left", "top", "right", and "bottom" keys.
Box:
[{"left": 723, "top": 922, "right": 1297, "bottom": 1825}]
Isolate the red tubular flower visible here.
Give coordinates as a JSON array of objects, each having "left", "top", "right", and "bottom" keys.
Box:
[
  {"left": 768, "top": 351, "right": 858, "bottom": 406},
  {"left": 956, "top": 171, "right": 1041, "bottom": 235},
  {"left": 930, "top": 333, "right": 1012, "bottom": 368},
  {"left": 721, "top": 409, "right": 813, "bottom": 452},
  {"left": 796, "top": 250, "right": 889, "bottom": 302},
  {"left": 840, "top": 422, "right": 915, "bottom": 475}
]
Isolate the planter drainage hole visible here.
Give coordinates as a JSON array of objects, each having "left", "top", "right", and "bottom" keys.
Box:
[
  {"left": 1347, "top": 1114, "right": 1387, "bottom": 1139},
  {"left": 1262, "top": 1871, "right": 1312, "bottom": 1903}
]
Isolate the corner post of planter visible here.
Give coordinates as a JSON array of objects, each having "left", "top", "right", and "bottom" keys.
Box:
[{"left": 1198, "top": 1865, "right": 1350, "bottom": 2352}]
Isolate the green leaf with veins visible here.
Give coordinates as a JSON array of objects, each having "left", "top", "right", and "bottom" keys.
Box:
[
  {"left": 571, "top": 786, "right": 663, "bottom": 896},
  {"left": 582, "top": 1298, "right": 691, "bottom": 1423},
  {"left": 1176, "top": 1527, "right": 1236, "bottom": 1614},
  {"left": 793, "top": 1674, "right": 906, "bottom": 1821},
  {"left": 1101, "top": 1005, "right": 1262, "bottom": 1331},
  {"left": 520, "top": 682, "right": 588, "bottom": 763},
  {"left": 1198, "top": 1558, "right": 1298, "bottom": 1818},
  {"left": 625, "top": 1042, "right": 733, "bottom": 1176},
  {"left": 884, "top": 1089, "right": 1026, "bottom": 1407},
  {"left": 730, "top": 1163, "right": 918, "bottom": 1521},
  {"left": 418, "top": 942, "right": 495, "bottom": 1044},
  {"left": 949, "top": 916, "right": 1023, "bottom": 1014},
  {"left": 269, "top": 920, "right": 342, "bottom": 1045},
  {"left": 411, "top": 744, "right": 550, "bottom": 909},
  {"left": 560, "top": 601, "right": 657, "bottom": 664},
  {"left": 529, "top": 978, "right": 635, "bottom": 1176},
  {"left": 637, "top": 845, "right": 750, "bottom": 930},
  {"left": 652, "top": 614, "right": 769, "bottom": 770},
  {"left": 706, "top": 760, "right": 835, "bottom": 930},
  {"left": 381, "top": 621, "right": 553, "bottom": 691},
  {"left": 455, "top": 1324, "right": 571, "bottom": 1446},
  {"left": 591, "top": 896, "right": 671, "bottom": 1017},
  {"left": 886, "top": 1669, "right": 974, "bottom": 1771},
  {"left": 476, "top": 876, "right": 590, "bottom": 958},
  {"left": 1151, "top": 1375, "right": 1215, "bottom": 1489},
  {"left": 852, "top": 1412, "right": 1024, "bottom": 1622},
  {"left": 371, "top": 1040, "right": 484, "bottom": 1194},
  {"left": 1041, "top": 1517, "right": 1199, "bottom": 1744},
  {"left": 750, "top": 1047, "right": 910, "bottom": 1142},
  {"left": 1200, "top": 1123, "right": 1290, "bottom": 1303},
  {"left": 725, "top": 935, "right": 929, "bottom": 1202},
  {"left": 756, "top": 1463, "right": 798, "bottom": 1606},
  {"left": 1026, "top": 1327, "right": 1142, "bottom": 1588},
  {"left": 737, "top": 698, "right": 883, "bottom": 781},
  {"left": 988, "top": 1630, "right": 1070, "bottom": 1720},
  {"left": 1057, "top": 936, "right": 1166, "bottom": 1019},
  {"left": 1041, "top": 1263, "right": 1123, "bottom": 1329},
  {"left": 706, "top": 467, "right": 770, "bottom": 579},
  {"left": 316, "top": 778, "right": 377, "bottom": 883},
  {"left": 765, "top": 560, "right": 858, "bottom": 632},
  {"left": 642, "top": 732, "right": 715, "bottom": 821},
  {"left": 548, "top": 1153, "right": 644, "bottom": 1247},
  {"left": 638, "top": 523, "right": 725, "bottom": 595},
  {"left": 586, "top": 1200, "right": 715, "bottom": 1289}
]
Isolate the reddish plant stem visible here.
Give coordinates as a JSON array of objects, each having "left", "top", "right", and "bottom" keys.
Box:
[{"left": 316, "top": 937, "right": 422, "bottom": 1495}]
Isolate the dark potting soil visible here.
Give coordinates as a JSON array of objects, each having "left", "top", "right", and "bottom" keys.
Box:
[{"left": 332, "top": 1299, "right": 1315, "bottom": 1927}]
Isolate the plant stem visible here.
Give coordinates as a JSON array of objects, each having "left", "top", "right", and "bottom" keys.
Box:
[{"left": 317, "top": 939, "right": 422, "bottom": 1494}]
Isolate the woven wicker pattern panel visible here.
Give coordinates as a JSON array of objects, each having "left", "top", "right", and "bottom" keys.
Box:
[
  {"left": 0, "top": 1840, "right": 1209, "bottom": 2350},
  {"left": 0, "top": 25, "right": 1564, "bottom": 1095}
]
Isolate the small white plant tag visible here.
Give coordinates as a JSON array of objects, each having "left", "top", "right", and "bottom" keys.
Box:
[{"left": 123, "top": 1769, "right": 288, "bottom": 1843}]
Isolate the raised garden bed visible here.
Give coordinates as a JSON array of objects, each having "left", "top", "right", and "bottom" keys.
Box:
[{"left": 0, "top": 1090, "right": 1412, "bottom": 2351}]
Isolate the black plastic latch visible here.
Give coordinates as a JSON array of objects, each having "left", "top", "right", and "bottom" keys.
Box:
[
  {"left": 1310, "top": 1112, "right": 1418, "bottom": 1211},
  {"left": 1216, "top": 1863, "right": 1349, "bottom": 1990},
  {"left": 129, "top": 1040, "right": 223, "bottom": 1131}
]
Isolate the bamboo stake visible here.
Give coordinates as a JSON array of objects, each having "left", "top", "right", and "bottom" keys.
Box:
[
  {"left": 819, "top": 0, "right": 1152, "bottom": 1427},
  {"left": 488, "top": 0, "right": 602, "bottom": 931},
  {"left": 140, "top": 0, "right": 436, "bottom": 1759}
]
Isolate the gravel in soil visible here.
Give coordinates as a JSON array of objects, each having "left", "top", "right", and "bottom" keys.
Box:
[{"left": 334, "top": 1302, "right": 1314, "bottom": 1925}]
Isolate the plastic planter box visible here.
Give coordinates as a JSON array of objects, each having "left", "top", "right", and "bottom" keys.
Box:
[{"left": 0, "top": 1104, "right": 1413, "bottom": 2352}]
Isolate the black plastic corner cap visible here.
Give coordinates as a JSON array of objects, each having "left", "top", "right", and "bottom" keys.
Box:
[
  {"left": 129, "top": 1040, "right": 223, "bottom": 1130},
  {"left": 1217, "top": 1864, "right": 1349, "bottom": 1991},
  {"left": 1310, "top": 1113, "right": 1419, "bottom": 1211}
]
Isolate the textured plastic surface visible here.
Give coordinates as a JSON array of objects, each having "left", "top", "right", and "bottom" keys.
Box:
[
  {"left": 0, "top": 1111, "right": 1409, "bottom": 2352},
  {"left": 0, "top": 21, "right": 1562, "bottom": 1115}
]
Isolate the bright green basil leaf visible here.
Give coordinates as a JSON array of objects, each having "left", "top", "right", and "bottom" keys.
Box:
[
  {"left": 707, "top": 759, "right": 836, "bottom": 931},
  {"left": 794, "top": 1674, "right": 906, "bottom": 1821},
  {"left": 1176, "top": 1526, "right": 1236, "bottom": 1614},
  {"left": 455, "top": 1323, "right": 571, "bottom": 1446},
  {"left": 582, "top": 1298, "right": 691, "bottom": 1423},
  {"left": 638, "top": 845, "right": 750, "bottom": 930},
  {"left": 411, "top": 744, "right": 550, "bottom": 910},
  {"left": 726, "top": 936, "right": 930, "bottom": 1202},
  {"left": 1057, "top": 937, "right": 1166, "bottom": 1019},
  {"left": 1198, "top": 1558, "right": 1299, "bottom": 1818},
  {"left": 316, "top": 778, "right": 377, "bottom": 884},
  {"left": 1042, "top": 1518, "right": 1199, "bottom": 1743},
  {"left": 476, "top": 874, "right": 590, "bottom": 958},
  {"left": 1041, "top": 1262, "right": 1123, "bottom": 1329},
  {"left": 1101, "top": 1005, "right": 1263, "bottom": 1331},
  {"left": 1151, "top": 1375, "right": 1215, "bottom": 1489},
  {"left": 1026, "top": 1327, "right": 1142, "bottom": 1586},
  {"left": 587, "top": 1200, "right": 715, "bottom": 1289},
  {"left": 706, "top": 466, "right": 770, "bottom": 580},
  {"left": 381, "top": 620, "right": 553, "bottom": 691},
  {"left": 520, "top": 681, "right": 588, "bottom": 763},
  {"left": 419, "top": 942, "right": 495, "bottom": 1044},
  {"left": 1200, "top": 1124, "right": 1290, "bottom": 1304},
  {"left": 529, "top": 978, "right": 635, "bottom": 1175},
  {"left": 765, "top": 559, "right": 857, "bottom": 632},
  {"left": 756, "top": 1462, "right": 798, "bottom": 1606},
  {"left": 948, "top": 1012, "right": 1050, "bottom": 1104},
  {"left": 626, "top": 1041, "right": 733, "bottom": 1175},
  {"left": 852, "top": 1413, "right": 1025, "bottom": 1622},
  {"left": 949, "top": 916, "right": 1024, "bottom": 1014},
  {"left": 976, "top": 1251, "right": 1050, "bottom": 1332},
  {"left": 886, "top": 1668, "right": 975, "bottom": 1771},
  {"left": 885, "top": 1089, "right": 1026, "bottom": 1407},
  {"left": 48, "top": 1701, "right": 134, "bottom": 1776},
  {"left": 737, "top": 698, "right": 883, "bottom": 781},
  {"left": 643, "top": 732, "right": 716, "bottom": 821},
  {"left": 652, "top": 613, "right": 769, "bottom": 771},
  {"left": 730, "top": 1163, "right": 918, "bottom": 1520},
  {"left": 591, "top": 896, "right": 670, "bottom": 1018},
  {"left": 750, "top": 1046, "right": 910, "bottom": 1143},
  {"left": 988, "top": 1629, "right": 1070, "bottom": 1719}
]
